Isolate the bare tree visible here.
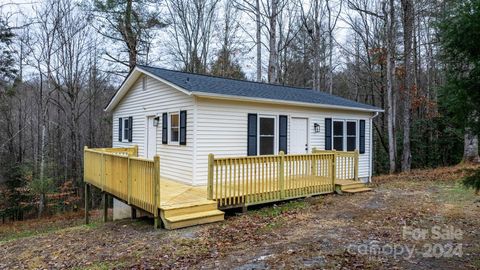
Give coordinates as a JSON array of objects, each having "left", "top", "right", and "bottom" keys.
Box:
[
  {"left": 326, "top": 0, "right": 343, "bottom": 94},
  {"left": 400, "top": 0, "right": 413, "bottom": 172},
  {"left": 166, "top": 0, "right": 219, "bottom": 73}
]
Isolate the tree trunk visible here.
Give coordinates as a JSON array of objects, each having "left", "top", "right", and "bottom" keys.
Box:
[
  {"left": 256, "top": 0, "right": 262, "bottom": 82},
  {"left": 268, "top": 0, "right": 278, "bottom": 83},
  {"left": 463, "top": 131, "right": 480, "bottom": 163},
  {"left": 401, "top": 0, "right": 414, "bottom": 172},
  {"left": 386, "top": 0, "right": 397, "bottom": 173}
]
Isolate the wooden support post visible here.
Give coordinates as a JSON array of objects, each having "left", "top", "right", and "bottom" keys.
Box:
[
  {"left": 354, "top": 150, "right": 359, "bottom": 181},
  {"left": 279, "top": 151, "right": 285, "bottom": 199},
  {"left": 242, "top": 205, "right": 248, "bottom": 214},
  {"left": 127, "top": 154, "right": 132, "bottom": 204},
  {"left": 84, "top": 183, "right": 90, "bottom": 225},
  {"left": 331, "top": 150, "right": 337, "bottom": 190},
  {"left": 153, "top": 155, "right": 160, "bottom": 229},
  {"left": 132, "top": 145, "right": 138, "bottom": 157},
  {"left": 207, "top": 153, "right": 214, "bottom": 200},
  {"left": 103, "top": 192, "right": 108, "bottom": 222},
  {"left": 131, "top": 207, "right": 137, "bottom": 219}
]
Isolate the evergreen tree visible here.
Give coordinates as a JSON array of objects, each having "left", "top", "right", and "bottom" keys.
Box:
[
  {"left": 210, "top": 48, "right": 246, "bottom": 80},
  {"left": 439, "top": 0, "right": 480, "bottom": 193}
]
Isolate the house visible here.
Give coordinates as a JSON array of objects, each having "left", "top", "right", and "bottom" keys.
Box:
[
  {"left": 83, "top": 65, "right": 382, "bottom": 229},
  {"left": 105, "top": 65, "right": 382, "bottom": 185}
]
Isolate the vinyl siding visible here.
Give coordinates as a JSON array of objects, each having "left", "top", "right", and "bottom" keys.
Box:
[
  {"left": 193, "top": 97, "right": 373, "bottom": 185},
  {"left": 112, "top": 75, "right": 195, "bottom": 184}
]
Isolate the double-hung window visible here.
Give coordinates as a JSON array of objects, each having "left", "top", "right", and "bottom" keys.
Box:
[
  {"left": 259, "top": 116, "right": 275, "bottom": 155},
  {"left": 332, "top": 120, "right": 357, "bottom": 151},
  {"left": 170, "top": 112, "right": 179, "bottom": 143},
  {"left": 333, "top": 120, "right": 344, "bottom": 151}
]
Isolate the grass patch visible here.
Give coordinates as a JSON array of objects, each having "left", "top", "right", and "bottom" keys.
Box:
[
  {"left": 0, "top": 220, "right": 101, "bottom": 243},
  {"left": 254, "top": 200, "right": 307, "bottom": 218},
  {"left": 437, "top": 182, "right": 477, "bottom": 205}
]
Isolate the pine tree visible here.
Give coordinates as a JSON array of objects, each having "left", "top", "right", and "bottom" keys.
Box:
[{"left": 439, "top": 0, "right": 480, "bottom": 193}]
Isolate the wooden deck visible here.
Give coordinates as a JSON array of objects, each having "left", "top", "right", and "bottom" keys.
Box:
[{"left": 84, "top": 146, "right": 364, "bottom": 229}]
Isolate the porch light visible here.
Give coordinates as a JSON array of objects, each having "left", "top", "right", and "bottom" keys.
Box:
[
  {"left": 153, "top": 116, "right": 160, "bottom": 127},
  {"left": 314, "top": 123, "right": 320, "bottom": 133}
]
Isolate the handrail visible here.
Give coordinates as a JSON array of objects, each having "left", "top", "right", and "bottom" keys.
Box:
[
  {"left": 208, "top": 151, "right": 338, "bottom": 208},
  {"left": 83, "top": 146, "right": 160, "bottom": 217},
  {"left": 313, "top": 149, "right": 359, "bottom": 181}
]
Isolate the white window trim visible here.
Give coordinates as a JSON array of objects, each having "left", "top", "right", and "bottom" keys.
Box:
[
  {"left": 257, "top": 115, "right": 277, "bottom": 155},
  {"left": 168, "top": 111, "right": 180, "bottom": 145},
  {"left": 332, "top": 119, "right": 359, "bottom": 152}
]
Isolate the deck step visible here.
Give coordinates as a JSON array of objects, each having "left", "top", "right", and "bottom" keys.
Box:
[
  {"left": 163, "top": 210, "right": 225, "bottom": 230},
  {"left": 162, "top": 200, "right": 218, "bottom": 218},
  {"left": 339, "top": 182, "right": 367, "bottom": 190},
  {"left": 342, "top": 187, "right": 372, "bottom": 193}
]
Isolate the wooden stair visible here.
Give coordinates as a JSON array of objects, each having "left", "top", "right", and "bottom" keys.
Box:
[
  {"left": 335, "top": 180, "right": 372, "bottom": 194},
  {"left": 160, "top": 200, "right": 224, "bottom": 229}
]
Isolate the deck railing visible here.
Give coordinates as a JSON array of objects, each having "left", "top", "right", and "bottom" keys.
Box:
[
  {"left": 207, "top": 150, "right": 359, "bottom": 208},
  {"left": 312, "top": 149, "right": 359, "bottom": 181},
  {"left": 83, "top": 146, "right": 160, "bottom": 215}
]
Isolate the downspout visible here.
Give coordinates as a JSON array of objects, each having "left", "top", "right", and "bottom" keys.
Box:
[{"left": 369, "top": 112, "right": 380, "bottom": 182}]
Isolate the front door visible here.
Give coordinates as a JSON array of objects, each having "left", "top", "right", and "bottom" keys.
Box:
[
  {"left": 146, "top": 116, "right": 157, "bottom": 159},
  {"left": 290, "top": 117, "right": 308, "bottom": 154}
]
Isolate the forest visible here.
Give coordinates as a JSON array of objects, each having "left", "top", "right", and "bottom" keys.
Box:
[{"left": 0, "top": 0, "right": 479, "bottom": 221}]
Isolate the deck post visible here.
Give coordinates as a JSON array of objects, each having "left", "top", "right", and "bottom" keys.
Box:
[
  {"left": 127, "top": 154, "right": 132, "bottom": 204},
  {"left": 354, "top": 150, "right": 359, "bottom": 181},
  {"left": 279, "top": 151, "right": 285, "bottom": 199},
  {"left": 103, "top": 192, "right": 108, "bottom": 222},
  {"left": 207, "top": 153, "right": 214, "bottom": 200},
  {"left": 153, "top": 155, "right": 160, "bottom": 229},
  {"left": 331, "top": 150, "right": 337, "bottom": 191},
  {"left": 132, "top": 145, "right": 138, "bottom": 157},
  {"left": 84, "top": 183, "right": 90, "bottom": 225},
  {"left": 131, "top": 207, "right": 137, "bottom": 219}
]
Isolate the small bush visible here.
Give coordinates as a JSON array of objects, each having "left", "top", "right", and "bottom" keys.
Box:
[{"left": 462, "top": 169, "right": 480, "bottom": 194}]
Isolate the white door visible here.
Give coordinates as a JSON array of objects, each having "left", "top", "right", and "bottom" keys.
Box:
[
  {"left": 290, "top": 117, "right": 308, "bottom": 154},
  {"left": 146, "top": 116, "right": 157, "bottom": 159}
]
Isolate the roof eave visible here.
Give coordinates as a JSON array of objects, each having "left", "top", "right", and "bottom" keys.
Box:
[{"left": 191, "top": 91, "right": 384, "bottom": 113}]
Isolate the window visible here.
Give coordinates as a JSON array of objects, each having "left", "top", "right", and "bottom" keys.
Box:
[
  {"left": 346, "top": 121, "right": 357, "bottom": 151},
  {"left": 170, "top": 113, "right": 179, "bottom": 143},
  {"left": 119, "top": 117, "right": 132, "bottom": 142},
  {"left": 259, "top": 116, "right": 275, "bottom": 155},
  {"left": 124, "top": 118, "right": 130, "bottom": 141},
  {"left": 332, "top": 120, "right": 357, "bottom": 152},
  {"left": 333, "top": 121, "right": 344, "bottom": 151}
]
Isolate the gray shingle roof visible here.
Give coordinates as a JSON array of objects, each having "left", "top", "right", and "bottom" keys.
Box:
[{"left": 138, "top": 65, "right": 382, "bottom": 112}]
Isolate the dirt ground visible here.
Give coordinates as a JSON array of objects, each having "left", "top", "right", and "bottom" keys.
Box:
[{"left": 1, "top": 165, "right": 479, "bottom": 269}]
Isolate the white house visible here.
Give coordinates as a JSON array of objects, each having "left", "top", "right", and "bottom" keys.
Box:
[{"left": 105, "top": 65, "right": 382, "bottom": 186}]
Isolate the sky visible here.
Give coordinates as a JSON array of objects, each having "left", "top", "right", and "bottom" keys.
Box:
[{"left": 1, "top": 0, "right": 351, "bottom": 84}]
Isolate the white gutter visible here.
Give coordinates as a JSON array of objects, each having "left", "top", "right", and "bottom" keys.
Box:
[{"left": 368, "top": 111, "right": 380, "bottom": 183}]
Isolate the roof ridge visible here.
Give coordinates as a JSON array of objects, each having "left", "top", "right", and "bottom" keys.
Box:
[{"left": 137, "top": 64, "right": 321, "bottom": 92}]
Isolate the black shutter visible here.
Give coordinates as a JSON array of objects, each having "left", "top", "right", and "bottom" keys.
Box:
[
  {"left": 359, "top": 120, "right": 366, "bottom": 154},
  {"left": 247, "top": 113, "right": 257, "bottom": 156},
  {"left": 279, "top": 115, "right": 288, "bottom": 154},
  {"left": 325, "top": 118, "right": 332, "bottom": 150},
  {"left": 128, "top": 116, "right": 133, "bottom": 142},
  {"left": 180, "top": 110, "right": 187, "bottom": 145},
  {"left": 162, "top": 113, "right": 168, "bottom": 144},
  {"left": 118, "top": 118, "right": 123, "bottom": 142}
]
